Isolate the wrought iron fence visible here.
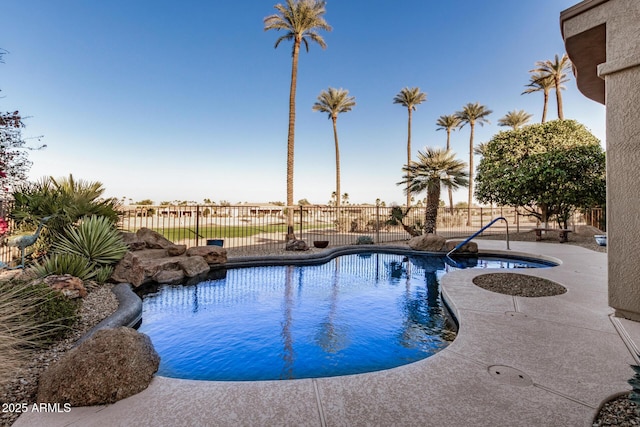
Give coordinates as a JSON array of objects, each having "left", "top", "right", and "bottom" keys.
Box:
[
  {"left": 0, "top": 202, "right": 605, "bottom": 266},
  {"left": 116, "top": 204, "right": 603, "bottom": 254}
]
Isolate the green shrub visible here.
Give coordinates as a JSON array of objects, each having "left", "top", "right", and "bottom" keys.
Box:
[
  {"left": 52, "top": 215, "right": 128, "bottom": 266},
  {"left": 0, "top": 280, "right": 80, "bottom": 361},
  {"left": 10, "top": 175, "right": 121, "bottom": 257},
  {"left": 31, "top": 253, "right": 97, "bottom": 281},
  {"left": 28, "top": 282, "right": 79, "bottom": 340},
  {"left": 94, "top": 266, "right": 114, "bottom": 285}
]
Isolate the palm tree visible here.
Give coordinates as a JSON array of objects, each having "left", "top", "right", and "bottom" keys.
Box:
[
  {"left": 393, "top": 87, "right": 427, "bottom": 208},
  {"left": 522, "top": 72, "right": 554, "bottom": 123},
  {"left": 455, "top": 103, "right": 492, "bottom": 226},
  {"left": 264, "top": 0, "right": 331, "bottom": 241},
  {"left": 398, "top": 148, "right": 468, "bottom": 234},
  {"left": 531, "top": 54, "right": 571, "bottom": 120},
  {"left": 436, "top": 114, "right": 461, "bottom": 213},
  {"left": 498, "top": 110, "right": 533, "bottom": 130},
  {"left": 312, "top": 87, "right": 356, "bottom": 211}
]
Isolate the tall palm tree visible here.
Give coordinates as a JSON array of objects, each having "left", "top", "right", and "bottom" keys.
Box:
[
  {"left": 522, "top": 72, "right": 555, "bottom": 123},
  {"left": 498, "top": 110, "right": 533, "bottom": 130},
  {"left": 455, "top": 102, "right": 492, "bottom": 226},
  {"left": 393, "top": 87, "right": 427, "bottom": 208},
  {"left": 398, "top": 148, "right": 468, "bottom": 234},
  {"left": 264, "top": 0, "right": 331, "bottom": 241},
  {"left": 312, "top": 87, "right": 356, "bottom": 211},
  {"left": 436, "top": 114, "right": 461, "bottom": 213},
  {"left": 531, "top": 54, "right": 571, "bottom": 120}
]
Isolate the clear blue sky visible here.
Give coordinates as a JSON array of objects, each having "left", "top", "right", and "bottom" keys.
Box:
[{"left": 1, "top": 0, "right": 605, "bottom": 206}]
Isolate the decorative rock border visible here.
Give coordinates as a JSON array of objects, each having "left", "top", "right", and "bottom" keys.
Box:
[{"left": 75, "top": 283, "right": 142, "bottom": 346}]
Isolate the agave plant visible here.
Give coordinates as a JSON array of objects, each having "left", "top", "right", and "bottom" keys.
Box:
[
  {"left": 94, "top": 266, "right": 114, "bottom": 285},
  {"left": 30, "top": 253, "right": 98, "bottom": 281},
  {"left": 52, "top": 215, "right": 128, "bottom": 266},
  {"left": 10, "top": 175, "right": 121, "bottom": 258}
]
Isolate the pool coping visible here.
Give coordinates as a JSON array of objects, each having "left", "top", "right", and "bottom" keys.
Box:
[{"left": 15, "top": 240, "right": 634, "bottom": 427}]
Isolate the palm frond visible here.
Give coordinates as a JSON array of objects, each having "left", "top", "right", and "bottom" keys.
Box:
[
  {"left": 312, "top": 87, "right": 356, "bottom": 119},
  {"left": 264, "top": 0, "right": 331, "bottom": 52},
  {"left": 393, "top": 87, "right": 427, "bottom": 110}
]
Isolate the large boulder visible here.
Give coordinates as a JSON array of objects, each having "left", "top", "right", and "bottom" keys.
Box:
[
  {"left": 135, "top": 228, "right": 175, "bottom": 249},
  {"left": 444, "top": 240, "right": 479, "bottom": 254},
  {"left": 178, "top": 256, "right": 210, "bottom": 277},
  {"left": 408, "top": 234, "right": 447, "bottom": 252},
  {"left": 37, "top": 327, "right": 159, "bottom": 406},
  {"left": 167, "top": 244, "right": 187, "bottom": 256},
  {"left": 112, "top": 251, "right": 178, "bottom": 287},
  {"left": 119, "top": 231, "right": 146, "bottom": 251},
  {"left": 112, "top": 229, "right": 227, "bottom": 286},
  {"left": 152, "top": 268, "right": 185, "bottom": 285},
  {"left": 112, "top": 251, "right": 211, "bottom": 287},
  {"left": 186, "top": 246, "right": 228, "bottom": 264}
]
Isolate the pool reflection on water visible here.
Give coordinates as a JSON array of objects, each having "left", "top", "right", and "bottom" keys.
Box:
[{"left": 138, "top": 252, "right": 551, "bottom": 381}]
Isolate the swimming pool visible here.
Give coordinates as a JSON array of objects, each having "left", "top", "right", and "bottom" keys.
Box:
[{"left": 139, "top": 252, "right": 553, "bottom": 381}]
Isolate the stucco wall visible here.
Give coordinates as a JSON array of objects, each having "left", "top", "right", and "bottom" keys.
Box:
[{"left": 563, "top": 0, "right": 640, "bottom": 320}]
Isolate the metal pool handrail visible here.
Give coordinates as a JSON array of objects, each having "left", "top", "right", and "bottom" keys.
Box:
[{"left": 447, "top": 216, "right": 510, "bottom": 257}]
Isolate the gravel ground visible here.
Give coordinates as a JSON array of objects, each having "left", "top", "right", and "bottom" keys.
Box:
[
  {"left": 0, "top": 230, "right": 616, "bottom": 426},
  {"left": 0, "top": 282, "right": 117, "bottom": 427},
  {"left": 593, "top": 393, "right": 640, "bottom": 426},
  {"left": 472, "top": 272, "right": 567, "bottom": 297}
]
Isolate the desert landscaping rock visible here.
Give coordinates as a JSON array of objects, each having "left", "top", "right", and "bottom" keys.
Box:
[
  {"left": 112, "top": 247, "right": 223, "bottom": 287},
  {"left": 444, "top": 240, "right": 479, "bottom": 254},
  {"left": 152, "top": 268, "right": 185, "bottom": 284},
  {"left": 472, "top": 272, "right": 567, "bottom": 297},
  {"left": 186, "top": 245, "right": 228, "bottom": 264},
  {"left": 36, "top": 274, "right": 87, "bottom": 299},
  {"left": 408, "top": 234, "right": 446, "bottom": 252},
  {"left": 177, "top": 255, "right": 210, "bottom": 277},
  {"left": 36, "top": 327, "right": 159, "bottom": 407},
  {"left": 166, "top": 244, "right": 187, "bottom": 256},
  {"left": 0, "top": 283, "right": 118, "bottom": 426},
  {"left": 134, "top": 227, "right": 175, "bottom": 249}
]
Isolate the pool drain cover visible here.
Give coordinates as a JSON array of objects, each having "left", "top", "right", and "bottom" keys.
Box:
[{"left": 488, "top": 365, "right": 533, "bottom": 386}]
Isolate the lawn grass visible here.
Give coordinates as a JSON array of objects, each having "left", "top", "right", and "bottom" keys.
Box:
[{"left": 120, "top": 223, "right": 333, "bottom": 241}]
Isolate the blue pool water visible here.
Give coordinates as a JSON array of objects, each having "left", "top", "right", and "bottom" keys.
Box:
[{"left": 139, "top": 252, "right": 552, "bottom": 381}]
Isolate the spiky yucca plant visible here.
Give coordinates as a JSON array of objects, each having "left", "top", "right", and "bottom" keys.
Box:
[
  {"left": 52, "top": 215, "right": 128, "bottom": 266},
  {"left": 31, "top": 253, "right": 97, "bottom": 281},
  {"left": 94, "top": 266, "right": 114, "bottom": 285}
]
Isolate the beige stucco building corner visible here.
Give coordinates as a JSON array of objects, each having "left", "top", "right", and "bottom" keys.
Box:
[{"left": 561, "top": 0, "right": 640, "bottom": 320}]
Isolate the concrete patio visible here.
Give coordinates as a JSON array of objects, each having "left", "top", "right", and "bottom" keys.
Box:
[{"left": 14, "top": 240, "right": 635, "bottom": 427}]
